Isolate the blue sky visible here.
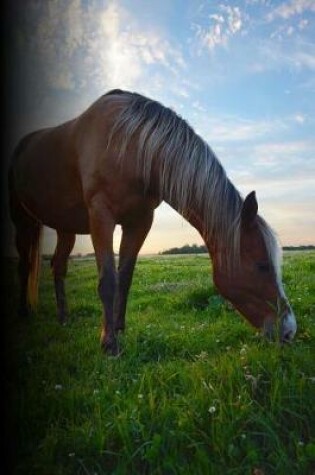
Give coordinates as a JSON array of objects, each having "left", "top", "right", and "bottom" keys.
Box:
[{"left": 7, "top": 0, "right": 315, "bottom": 254}]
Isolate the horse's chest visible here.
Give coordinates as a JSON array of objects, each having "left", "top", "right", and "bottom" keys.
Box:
[{"left": 105, "top": 190, "right": 160, "bottom": 225}]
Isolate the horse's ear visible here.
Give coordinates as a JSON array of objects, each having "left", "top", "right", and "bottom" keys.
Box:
[{"left": 241, "top": 191, "right": 258, "bottom": 227}]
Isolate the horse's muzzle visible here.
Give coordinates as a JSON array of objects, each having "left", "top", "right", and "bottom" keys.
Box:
[
  {"left": 263, "top": 308, "right": 297, "bottom": 343},
  {"left": 280, "top": 309, "right": 297, "bottom": 343}
]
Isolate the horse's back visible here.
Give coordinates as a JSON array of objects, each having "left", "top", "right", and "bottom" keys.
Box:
[{"left": 10, "top": 91, "right": 160, "bottom": 232}]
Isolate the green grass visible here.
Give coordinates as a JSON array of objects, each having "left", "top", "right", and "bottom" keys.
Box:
[{"left": 5, "top": 252, "right": 315, "bottom": 475}]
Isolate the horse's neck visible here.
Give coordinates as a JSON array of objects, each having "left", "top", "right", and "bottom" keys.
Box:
[{"left": 171, "top": 203, "right": 215, "bottom": 257}]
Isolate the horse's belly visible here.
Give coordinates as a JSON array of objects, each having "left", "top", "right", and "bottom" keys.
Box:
[
  {"left": 40, "top": 203, "right": 90, "bottom": 234},
  {"left": 20, "top": 194, "right": 90, "bottom": 234}
]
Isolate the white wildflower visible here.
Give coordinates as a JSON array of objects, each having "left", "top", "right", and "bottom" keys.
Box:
[{"left": 195, "top": 351, "right": 208, "bottom": 360}]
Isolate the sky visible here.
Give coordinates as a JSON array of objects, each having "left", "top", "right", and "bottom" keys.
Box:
[{"left": 4, "top": 0, "right": 315, "bottom": 255}]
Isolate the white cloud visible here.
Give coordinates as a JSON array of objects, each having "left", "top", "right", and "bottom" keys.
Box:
[
  {"left": 90, "top": 2, "right": 143, "bottom": 89},
  {"left": 21, "top": 1, "right": 186, "bottom": 94},
  {"left": 201, "top": 23, "right": 226, "bottom": 50},
  {"left": 209, "top": 14, "right": 225, "bottom": 23},
  {"left": 294, "top": 114, "right": 306, "bottom": 123},
  {"left": 192, "top": 100, "right": 206, "bottom": 112},
  {"left": 195, "top": 4, "right": 244, "bottom": 52},
  {"left": 267, "top": 0, "right": 315, "bottom": 21},
  {"left": 249, "top": 38, "right": 315, "bottom": 73},
  {"left": 287, "top": 25, "right": 295, "bottom": 35},
  {"left": 226, "top": 139, "right": 315, "bottom": 202},
  {"left": 30, "top": 0, "right": 85, "bottom": 91},
  {"left": 221, "top": 5, "right": 242, "bottom": 35},
  {"left": 252, "top": 140, "right": 313, "bottom": 164},
  {"left": 292, "top": 49, "right": 315, "bottom": 70},
  {"left": 65, "top": 0, "right": 85, "bottom": 54},
  {"left": 203, "top": 116, "right": 287, "bottom": 144},
  {"left": 89, "top": 3, "right": 186, "bottom": 91},
  {"left": 298, "top": 18, "right": 309, "bottom": 29}
]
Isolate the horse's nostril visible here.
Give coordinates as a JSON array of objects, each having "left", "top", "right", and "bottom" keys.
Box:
[{"left": 281, "top": 330, "right": 294, "bottom": 343}]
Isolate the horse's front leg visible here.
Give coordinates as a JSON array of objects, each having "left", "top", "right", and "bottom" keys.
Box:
[
  {"left": 115, "top": 210, "right": 154, "bottom": 333},
  {"left": 98, "top": 253, "right": 118, "bottom": 355},
  {"left": 88, "top": 197, "right": 118, "bottom": 355},
  {"left": 114, "top": 255, "right": 137, "bottom": 333}
]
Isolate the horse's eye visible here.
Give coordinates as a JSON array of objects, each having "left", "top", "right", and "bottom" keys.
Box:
[{"left": 257, "top": 262, "right": 270, "bottom": 273}]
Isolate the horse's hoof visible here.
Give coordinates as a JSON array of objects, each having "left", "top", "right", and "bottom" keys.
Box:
[
  {"left": 58, "top": 315, "right": 67, "bottom": 326},
  {"left": 101, "top": 337, "right": 120, "bottom": 356}
]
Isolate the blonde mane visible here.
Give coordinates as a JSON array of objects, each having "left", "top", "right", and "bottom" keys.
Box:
[{"left": 106, "top": 90, "right": 280, "bottom": 271}]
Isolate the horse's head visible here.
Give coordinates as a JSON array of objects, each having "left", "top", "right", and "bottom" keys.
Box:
[{"left": 212, "top": 191, "right": 297, "bottom": 343}]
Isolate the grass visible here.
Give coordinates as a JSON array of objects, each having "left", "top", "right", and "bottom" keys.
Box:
[{"left": 4, "top": 252, "right": 315, "bottom": 475}]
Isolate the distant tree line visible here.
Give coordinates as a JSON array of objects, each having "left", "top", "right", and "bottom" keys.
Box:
[
  {"left": 160, "top": 244, "right": 315, "bottom": 255},
  {"left": 282, "top": 245, "right": 315, "bottom": 251},
  {"left": 160, "top": 244, "right": 207, "bottom": 255},
  {"left": 40, "top": 244, "right": 314, "bottom": 260}
]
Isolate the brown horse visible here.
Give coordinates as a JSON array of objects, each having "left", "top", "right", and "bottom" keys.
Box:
[{"left": 9, "top": 89, "right": 297, "bottom": 355}]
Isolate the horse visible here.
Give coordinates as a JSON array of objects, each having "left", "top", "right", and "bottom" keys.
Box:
[{"left": 8, "top": 89, "right": 297, "bottom": 355}]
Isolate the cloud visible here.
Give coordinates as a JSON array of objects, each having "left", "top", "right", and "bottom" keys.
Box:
[
  {"left": 267, "top": 0, "right": 315, "bottom": 21},
  {"left": 89, "top": 2, "right": 144, "bottom": 89},
  {"left": 202, "top": 23, "right": 226, "bottom": 50},
  {"left": 31, "top": 0, "right": 85, "bottom": 91},
  {"left": 249, "top": 37, "right": 315, "bottom": 73},
  {"left": 88, "top": 2, "right": 187, "bottom": 93},
  {"left": 226, "top": 139, "right": 315, "bottom": 199},
  {"left": 270, "top": 23, "right": 299, "bottom": 40},
  {"left": 294, "top": 114, "right": 306, "bottom": 123},
  {"left": 221, "top": 5, "right": 243, "bottom": 35},
  {"left": 252, "top": 140, "right": 314, "bottom": 165},
  {"left": 64, "top": 0, "right": 85, "bottom": 54},
  {"left": 17, "top": 0, "right": 186, "bottom": 94},
  {"left": 192, "top": 100, "right": 206, "bottom": 112},
  {"left": 187, "top": 111, "right": 314, "bottom": 195},
  {"left": 298, "top": 18, "right": 309, "bottom": 29},
  {"left": 194, "top": 114, "right": 288, "bottom": 145},
  {"left": 292, "top": 49, "right": 315, "bottom": 70},
  {"left": 195, "top": 4, "right": 244, "bottom": 52}
]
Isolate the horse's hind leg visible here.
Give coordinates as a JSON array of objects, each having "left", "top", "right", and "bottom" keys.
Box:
[
  {"left": 13, "top": 210, "right": 42, "bottom": 318},
  {"left": 51, "top": 231, "right": 76, "bottom": 324},
  {"left": 115, "top": 210, "right": 154, "bottom": 333}
]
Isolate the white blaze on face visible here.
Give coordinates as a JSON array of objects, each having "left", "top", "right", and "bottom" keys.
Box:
[
  {"left": 275, "top": 260, "right": 297, "bottom": 341},
  {"left": 281, "top": 308, "right": 297, "bottom": 342},
  {"left": 264, "top": 227, "right": 297, "bottom": 342}
]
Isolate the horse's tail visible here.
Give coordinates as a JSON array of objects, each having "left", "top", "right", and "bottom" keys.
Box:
[
  {"left": 8, "top": 134, "right": 43, "bottom": 311},
  {"left": 27, "top": 222, "right": 43, "bottom": 309}
]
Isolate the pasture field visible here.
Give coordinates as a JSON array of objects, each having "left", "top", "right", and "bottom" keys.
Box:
[{"left": 4, "top": 251, "right": 315, "bottom": 475}]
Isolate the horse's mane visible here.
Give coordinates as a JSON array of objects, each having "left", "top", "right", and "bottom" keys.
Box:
[{"left": 106, "top": 90, "right": 280, "bottom": 271}]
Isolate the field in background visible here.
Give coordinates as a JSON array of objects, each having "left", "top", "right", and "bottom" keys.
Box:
[{"left": 5, "top": 252, "right": 315, "bottom": 474}]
